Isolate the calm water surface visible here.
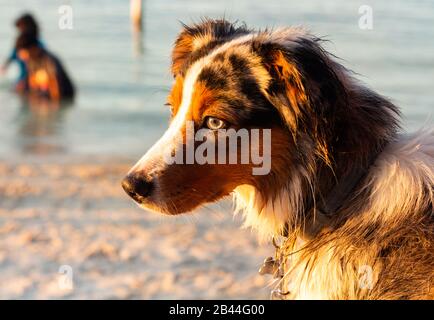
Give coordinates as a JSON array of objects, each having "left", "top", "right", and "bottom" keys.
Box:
[{"left": 0, "top": 0, "right": 433, "bottom": 161}]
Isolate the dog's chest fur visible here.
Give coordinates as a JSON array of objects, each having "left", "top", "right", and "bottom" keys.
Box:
[{"left": 235, "top": 129, "right": 434, "bottom": 299}]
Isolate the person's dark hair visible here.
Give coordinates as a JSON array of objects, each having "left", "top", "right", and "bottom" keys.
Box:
[
  {"left": 15, "top": 13, "right": 39, "bottom": 36},
  {"left": 15, "top": 32, "right": 39, "bottom": 50}
]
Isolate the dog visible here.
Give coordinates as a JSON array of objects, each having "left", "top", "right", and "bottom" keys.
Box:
[{"left": 122, "top": 19, "right": 434, "bottom": 299}]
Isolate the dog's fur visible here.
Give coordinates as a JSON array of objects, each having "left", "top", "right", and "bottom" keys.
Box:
[{"left": 123, "top": 19, "right": 434, "bottom": 299}]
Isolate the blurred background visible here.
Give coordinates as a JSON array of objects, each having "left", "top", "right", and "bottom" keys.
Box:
[{"left": 0, "top": 0, "right": 432, "bottom": 299}]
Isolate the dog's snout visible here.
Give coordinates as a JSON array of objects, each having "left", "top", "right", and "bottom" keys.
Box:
[{"left": 122, "top": 173, "right": 153, "bottom": 201}]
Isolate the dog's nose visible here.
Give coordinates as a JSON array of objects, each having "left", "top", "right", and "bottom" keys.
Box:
[{"left": 122, "top": 173, "right": 153, "bottom": 201}]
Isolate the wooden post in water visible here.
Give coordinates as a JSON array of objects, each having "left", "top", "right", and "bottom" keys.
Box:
[
  {"left": 130, "top": 0, "right": 144, "bottom": 56},
  {"left": 130, "top": 0, "right": 143, "bottom": 32}
]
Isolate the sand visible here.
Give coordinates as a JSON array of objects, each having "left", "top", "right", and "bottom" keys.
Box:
[{"left": 0, "top": 157, "right": 273, "bottom": 299}]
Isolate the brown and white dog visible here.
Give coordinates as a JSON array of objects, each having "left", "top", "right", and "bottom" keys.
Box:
[{"left": 122, "top": 19, "right": 434, "bottom": 299}]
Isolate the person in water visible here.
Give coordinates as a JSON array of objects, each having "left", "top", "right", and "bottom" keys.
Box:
[
  {"left": 15, "top": 32, "right": 75, "bottom": 101},
  {"left": 0, "top": 13, "right": 44, "bottom": 92}
]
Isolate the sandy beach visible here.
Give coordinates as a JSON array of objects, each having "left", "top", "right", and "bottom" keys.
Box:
[{"left": 0, "top": 157, "right": 273, "bottom": 299}]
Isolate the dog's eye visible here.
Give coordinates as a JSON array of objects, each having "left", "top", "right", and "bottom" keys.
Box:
[{"left": 205, "top": 117, "right": 227, "bottom": 130}]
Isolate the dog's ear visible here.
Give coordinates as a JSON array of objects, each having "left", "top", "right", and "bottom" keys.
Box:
[
  {"left": 259, "top": 47, "right": 309, "bottom": 133},
  {"left": 255, "top": 35, "right": 349, "bottom": 165},
  {"left": 171, "top": 19, "right": 249, "bottom": 76},
  {"left": 256, "top": 36, "right": 348, "bottom": 133}
]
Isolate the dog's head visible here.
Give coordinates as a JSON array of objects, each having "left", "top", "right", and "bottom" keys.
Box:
[{"left": 122, "top": 19, "right": 398, "bottom": 235}]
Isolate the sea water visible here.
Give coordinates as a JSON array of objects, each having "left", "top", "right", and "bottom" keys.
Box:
[{"left": 0, "top": 0, "right": 432, "bottom": 161}]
